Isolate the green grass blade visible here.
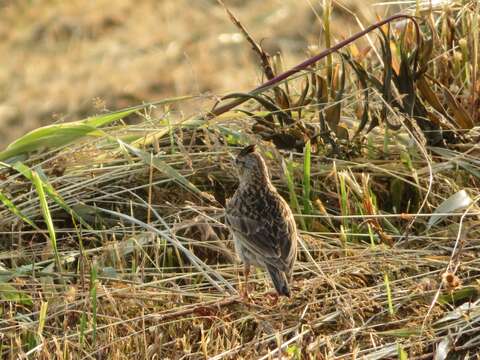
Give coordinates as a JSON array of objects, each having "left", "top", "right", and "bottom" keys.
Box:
[
  {"left": 90, "top": 261, "right": 98, "bottom": 345},
  {"left": 37, "top": 301, "right": 48, "bottom": 340},
  {"left": 0, "top": 124, "right": 105, "bottom": 161},
  {"left": 0, "top": 282, "right": 33, "bottom": 306},
  {"left": 283, "top": 158, "right": 306, "bottom": 231},
  {"left": 0, "top": 190, "right": 39, "bottom": 229},
  {"left": 31, "top": 170, "right": 62, "bottom": 272},
  {"left": 79, "top": 312, "right": 87, "bottom": 347},
  {"left": 0, "top": 97, "right": 195, "bottom": 161},
  {"left": 397, "top": 342, "right": 408, "bottom": 359},
  {"left": 384, "top": 272, "right": 394, "bottom": 315},
  {"left": 303, "top": 140, "right": 312, "bottom": 228},
  {"left": 12, "top": 162, "right": 92, "bottom": 229},
  {"left": 338, "top": 172, "right": 350, "bottom": 233}
]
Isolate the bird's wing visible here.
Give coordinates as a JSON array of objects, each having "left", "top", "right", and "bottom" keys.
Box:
[{"left": 226, "top": 202, "right": 295, "bottom": 271}]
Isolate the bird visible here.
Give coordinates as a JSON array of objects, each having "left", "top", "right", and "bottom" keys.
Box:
[{"left": 226, "top": 144, "right": 298, "bottom": 298}]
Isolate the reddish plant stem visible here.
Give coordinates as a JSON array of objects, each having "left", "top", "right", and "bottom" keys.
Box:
[{"left": 208, "top": 13, "right": 419, "bottom": 119}]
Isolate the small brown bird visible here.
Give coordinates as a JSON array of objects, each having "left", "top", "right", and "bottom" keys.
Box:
[{"left": 226, "top": 144, "right": 298, "bottom": 297}]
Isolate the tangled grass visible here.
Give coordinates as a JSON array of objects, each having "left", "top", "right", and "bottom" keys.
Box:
[{"left": 1, "top": 0, "right": 480, "bottom": 358}]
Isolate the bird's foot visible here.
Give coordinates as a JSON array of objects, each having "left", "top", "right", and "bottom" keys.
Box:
[{"left": 266, "top": 291, "right": 279, "bottom": 306}]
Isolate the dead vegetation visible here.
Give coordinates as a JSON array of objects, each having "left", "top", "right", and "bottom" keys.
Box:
[
  {"left": 0, "top": 0, "right": 373, "bottom": 146},
  {"left": 0, "top": 0, "right": 480, "bottom": 359}
]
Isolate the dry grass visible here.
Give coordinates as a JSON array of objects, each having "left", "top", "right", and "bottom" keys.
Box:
[
  {"left": 1, "top": 0, "right": 480, "bottom": 359},
  {"left": 0, "top": 0, "right": 375, "bottom": 146}
]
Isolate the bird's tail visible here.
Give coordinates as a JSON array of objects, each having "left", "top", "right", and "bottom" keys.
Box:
[{"left": 266, "top": 264, "right": 291, "bottom": 297}]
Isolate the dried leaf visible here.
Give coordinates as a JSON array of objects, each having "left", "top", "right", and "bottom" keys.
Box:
[
  {"left": 293, "top": 78, "right": 310, "bottom": 118},
  {"left": 443, "top": 88, "right": 475, "bottom": 129},
  {"left": 434, "top": 337, "right": 452, "bottom": 360},
  {"left": 417, "top": 76, "right": 445, "bottom": 114},
  {"left": 342, "top": 53, "right": 371, "bottom": 136},
  {"left": 221, "top": 92, "right": 292, "bottom": 126},
  {"left": 427, "top": 190, "right": 473, "bottom": 230},
  {"left": 435, "top": 299, "right": 480, "bottom": 324}
]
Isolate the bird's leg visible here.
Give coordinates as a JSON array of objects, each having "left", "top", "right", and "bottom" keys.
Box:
[
  {"left": 266, "top": 291, "right": 279, "bottom": 306},
  {"left": 241, "top": 264, "right": 251, "bottom": 300}
]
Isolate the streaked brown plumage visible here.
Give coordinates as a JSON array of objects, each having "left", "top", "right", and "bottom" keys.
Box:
[{"left": 226, "top": 144, "right": 298, "bottom": 297}]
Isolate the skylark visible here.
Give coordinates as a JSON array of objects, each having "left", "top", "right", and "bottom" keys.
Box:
[{"left": 226, "top": 144, "right": 298, "bottom": 298}]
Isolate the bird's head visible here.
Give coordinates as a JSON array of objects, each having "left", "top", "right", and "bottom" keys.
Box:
[{"left": 234, "top": 144, "right": 270, "bottom": 185}]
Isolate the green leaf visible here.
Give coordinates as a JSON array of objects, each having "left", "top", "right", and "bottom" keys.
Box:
[
  {"left": 37, "top": 301, "right": 48, "bottom": 338},
  {"left": 12, "top": 162, "right": 92, "bottom": 229},
  {"left": 0, "top": 96, "right": 195, "bottom": 161},
  {"left": 0, "top": 124, "right": 106, "bottom": 161},
  {"left": 438, "top": 286, "right": 479, "bottom": 305},
  {"left": 378, "top": 327, "right": 421, "bottom": 337},
  {"left": 286, "top": 344, "right": 301, "bottom": 359},
  {"left": 90, "top": 261, "right": 98, "bottom": 344},
  {"left": 0, "top": 282, "right": 33, "bottom": 306},
  {"left": 283, "top": 158, "right": 306, "bottom": 231},
  {"left": 303, "top": 140, "right": 312, "bottom": 227},
  {"left": 0, "top": 190, "right": 38, "bottom": 229},
  {"left": 397, "top": 343, "right": 408, "bottom": 359},
  {"left": 31, "top": 171, "right": 62, "bottom": 272},
  {"left": 384, "top": 272, "right": 395, "bottom": 315}
]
